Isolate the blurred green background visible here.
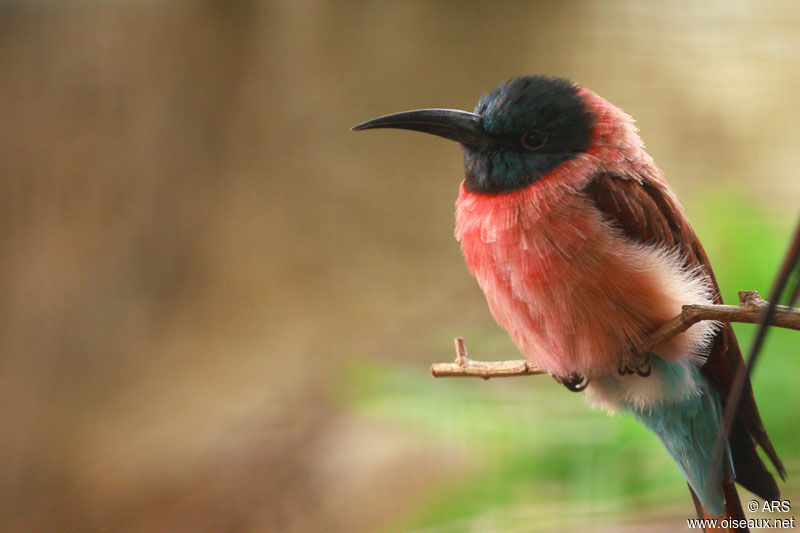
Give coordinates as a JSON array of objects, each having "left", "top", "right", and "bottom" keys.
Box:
[{"left": 1, "top": 1, "right": 798, "bottom": 532}]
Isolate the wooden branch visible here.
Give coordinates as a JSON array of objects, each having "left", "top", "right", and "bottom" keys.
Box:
[
  {"left": 430, "top": 291, "right": 800, "bottom": 379},
  {"left": 429, "top": 338, "right": 544, "bottom": 379}
]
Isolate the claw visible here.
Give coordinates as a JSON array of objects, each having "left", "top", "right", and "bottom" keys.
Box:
[
  {"left": 617, "top": 362, "right": 634, "bottom": 376},
  {"left": 636, "top": 354, "right": 652, "bottom": 377},
  {"left": 618, "top": 354, "right": 652, "bottom": 377},
  {"left": 554, "top": 373, "right": 589, "bottom": 392}
]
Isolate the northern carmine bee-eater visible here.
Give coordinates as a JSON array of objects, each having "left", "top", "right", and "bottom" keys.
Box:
[{"left": 353, "top": 76, "right": 785, "bottom": 529}]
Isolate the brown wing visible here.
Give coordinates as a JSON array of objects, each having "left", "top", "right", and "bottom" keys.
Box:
[{"left": 585, "top": 172, "right": 785, "bottom": 499}]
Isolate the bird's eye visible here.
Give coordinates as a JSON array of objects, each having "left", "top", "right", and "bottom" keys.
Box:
[{"left": 520, "top": 130, "right": 547, "bottom": 151}]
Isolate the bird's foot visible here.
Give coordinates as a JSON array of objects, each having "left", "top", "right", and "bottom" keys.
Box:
[
  {"left": 617, "top": 352, "right": 652, "bottom": 377},
  {"left": 553, "top": 373, "right": 589, "bottom": 392}
]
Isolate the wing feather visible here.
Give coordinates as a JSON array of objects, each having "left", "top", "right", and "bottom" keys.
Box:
[{"left": 584, "top": 172, "right": 784, "bottom": 498}]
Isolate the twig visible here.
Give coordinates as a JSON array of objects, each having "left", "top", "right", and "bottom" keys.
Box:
[
  {"left": 430, "top": 338, "right": 544, "bottom": 379},
  {"left": 430, "top": 290, "right": 800, "bottom": 379}
]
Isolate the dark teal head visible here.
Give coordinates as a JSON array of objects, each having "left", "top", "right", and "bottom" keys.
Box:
[{"left": 353, "top": 76, "right": 594, "bottom": 194}]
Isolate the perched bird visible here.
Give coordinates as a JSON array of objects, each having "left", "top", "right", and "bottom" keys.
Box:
[{"left": 354, "top": 76, "right": 784, "bottom": 528}]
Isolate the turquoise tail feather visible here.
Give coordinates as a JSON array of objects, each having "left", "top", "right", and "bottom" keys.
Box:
[{"left": 610, "top": 356, "right": 728, "bottom": 515}]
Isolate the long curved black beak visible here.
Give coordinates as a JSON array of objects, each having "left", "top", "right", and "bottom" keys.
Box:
[{"left": 352, "top": 109, "right": 489, "bottom": 151}]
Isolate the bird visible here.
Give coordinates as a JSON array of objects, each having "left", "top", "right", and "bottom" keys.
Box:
[{"left": 353, "top": 75, "right": 785, "bottom": 530}]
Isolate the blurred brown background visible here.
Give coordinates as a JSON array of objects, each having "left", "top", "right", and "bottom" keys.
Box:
[{"left": 2, "top": 1, "right": 799, "bottom": 532}]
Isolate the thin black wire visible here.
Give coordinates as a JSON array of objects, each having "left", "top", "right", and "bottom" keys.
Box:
[
  {"left": 707, "top": 213, "right": 800, "bottom": 498},
  {"left": 788, "top": 265, "right": 800, "bottom": 308}
]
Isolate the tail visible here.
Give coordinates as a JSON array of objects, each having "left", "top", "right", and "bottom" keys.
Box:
[
  {"left": 626, "top": 357, "right": 780, "bottom": 532},
  {"left": 689, "top": 481, "right": 749, "bottom": 532}
]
